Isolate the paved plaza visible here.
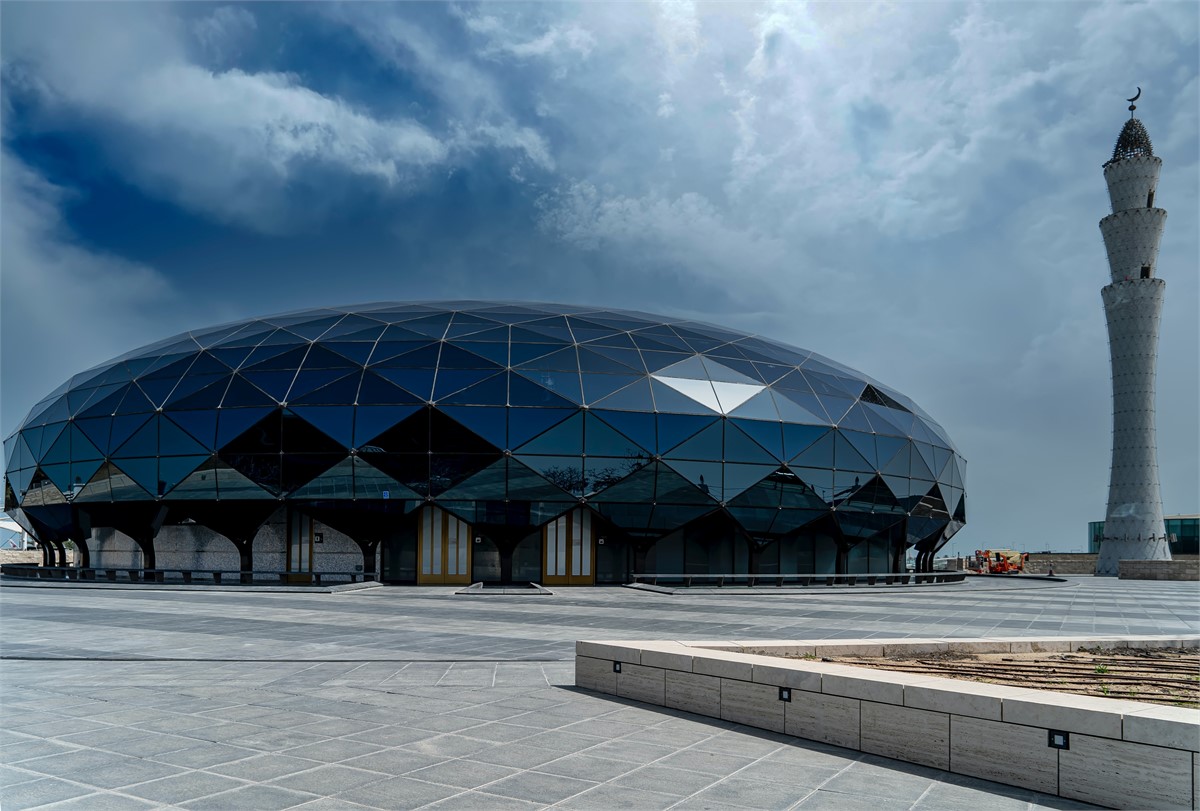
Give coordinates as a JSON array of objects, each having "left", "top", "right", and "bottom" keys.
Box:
[{"left": 1, "top": 577, "right": 1196, "bottom": 810}]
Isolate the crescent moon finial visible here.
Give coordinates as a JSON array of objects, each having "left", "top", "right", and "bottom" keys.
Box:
[{"left": 1127, "top": 86, "right": 1141, "bottom": 114}]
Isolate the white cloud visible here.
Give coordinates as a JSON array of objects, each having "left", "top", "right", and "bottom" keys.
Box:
[
  {"left": 192, "top": 6, "right": 258, "bottom": 66},
  {"left": 2, "top": 4, "right": 448, "bottom": 232},
  {"left": 0, "top": 151, "right": 184, "bottom": 432}
]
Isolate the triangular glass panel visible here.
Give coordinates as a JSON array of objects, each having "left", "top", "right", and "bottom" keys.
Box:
[
  {"left": 26, "top": 395, "right": 72, "bottom": 427},
  {"left": 836, "top": 403, "right": 874, "bottom": 433},
  {"left": 655, "top": 461, "right": 720, "bottom": 504},
  {"left": 880, "top": 444, "right": 913, "bottom": 478},
  {"left": 508, "top": 406, "right": 575, "bottom": 448},
  {"left": 590, "top": 379, "right": 654, "bottom": 412},
  {"left": 357, "top": 372, "right": 424, "bottom": 406},
  {"left": 640, "top": 350, "right": 691, "bottom": 373},
  {"left": 321, "top": 341, "right": 375, "bottom": 366},
  {"left": 881, "top": 473, "right": 919, "bottom": 503},
  {"left": 699, "top": 357, "right": 761, "bottom": 385},
  {"left": 912, "top": 442, "right": 938, "bottom": 480},
  {"left": 509, "top": 340, "right": 567, "bottom": 366},
  {"left": 711, "top": 381, "right": 766, "bottom": 413},
  {"left": 213, "top": 460, "right": 277, "bottom": 500},
  {"left": 574, "top": 458, "right": 647, "bottom": 503},
  {"left": 770, "top": 389, "right": 830, "bottom": 424},
  {"left": 577, "top": 348, "right": 641, "bottom": 374},
  {"left": 289, "top": 372, "right": 362, "bottom": 406},
  {"left": 874, "top": 435, "right": 909, "bottom": 472},
  {"left": 508, "top": 374, "right": 575, "bottom": 409},
  {"left": 394, "top": 313, "right": 452, "bottom": 339},
  {"left": 515, "top": 412, "right": 582, "bottom": 455},
  {"left": 841, "top": 429, "right": 879, "bottom": 469},
  {"left": 437, "top": 406, "right": 508, "bottom": 450},
  {"left": 731, "top": 418, "right": 784, "bottom": 462},
  {"left": 585, "top": 344, "right": 645, "bottom": 372},
  {"left": 39, "top": 424, "right": 73, "bottom": 466},
  {"left": 299, "top": 344, "right": 362, "bottom": 371},
  {"left": 503, "top": 457, "right": 575, "bottom": 500},
  {"left": 663, "top": 421, "right": 722, "bottom": 460},
  {"left": 112, "top": 415, "right": 160, "bottom": 458},
  {"left": 861, "top": 384, "right": 911, "bottom": 413},
  {"left": 220, "top": 375, "right": 279, "bottom": 408},
  {"left": 728, "top": 390, "right": 779, "bottom": 422},
  {"left": 216, "top": 407, "right": 276, "bottom": 448},
  {"left": 165, "top": 376, "right": 232, "bottom": 411},
  {"left": 241, "top": 370, "right": 298, "bottom": 402},
  {"left": 354, "top": 405, "right": 421, "bottom": 448},
  {"left": 158, "top": 416, "right": 208, "bottom": 457},
  {"left": 788, "top": 430, "right": 834, "bottom": 468},
  {"left": 591, "top": 410, "right": 657, "bottom": 455},
  {"left": 353, "top": 457, "right": 423, "bottom": 502},
  {"left": 369, "top": 340, "right": 432, "bottom": 365},
  {"left": 515, "top": 347, "right": 578, "bottom": 372},
  {"left": 438, "top": 343, "right": 505, "bottom": 371},
  {"left": 649, "top": 379, "right": 719, "bottom": 414},
  {"left": 452, "top": 340, "right": 511, "bottom": 367},
  {"left": 287, "top": 406, "right": 355, "bottom": 447},
  {"left": 581, "top": 373, "right": 643, "bottom": 406},
  {"left": 318, "top": 316, "right": 386, "bottom": 342},
  {"left": 159, "top": 455, "right": 209, "bottom": 496},
  {"left": 932, "top": 446, "right": 953, "bottom": 482},
  {"left": 434, "top": 368, "right": 503, "bottom": 401},
  {"left": 512, "top": 369, "right": 583, "bottom": 405},
  {"left": 40, "top": 462, "right": 73, "bottom": 494},
  {"left": 166, "top": 458, "right": 220, "bottom": 500},
  {"left": 863, "top": 403, "right": 913, "bottom": 438},
  {"left": 72, "top": 463, "right": 116, "bottom": 502},
  {"left": 724, "top": 422, "right": 776, "bottom": 464},
  {"left": 909, "top": 418, "right": 937, "bottom": 445},
  {"left": 209, "top": 345, "right": 260, "bottom": 370},
  {"left": 243, "top": 345, "right": 308, "bottom": 372},
  {"left": 69, "top": 382, "right": 128, "bottom": 417},
  {"left": 115, "top": 383, "right": 157, "bottom": 414},
  {"left": 513, "top": 453, "right": 588, "bottom": 496},
  {"left": 288, "top": 457, "right": 355, "bottom": 500},
  {"left": 584, "top": 412, "right": 646, "bottom": 458},
  {"left": 434, "top": 458, "right": 508, "bottom": 502},
  {"left": 372, "top": 367, "right": 435, "bottom": 401},
  {"left": 655, "top": 355, "right": 709, "bottom": 381},
  {"left": 790, "top": 467, "right": 835, "bottom": 505},
  {"left": 723, "top": 463, "right": 779, "bottom": 502},
  {"left": 438, "top": 373, "right": 508, "bottom": 406},
  {"left": 751, "top": 362, "right": 796, "bottom": 385},
  {"left": 77, "top": 384, "right": 133, "bottom": 419},
  {"left": 283, "top": 369, "right": 348, "bottom": 401},
  {"left": 817, "top": 395, "right": 855, "bottom": 424},
  {"left": 113, "top": 457, "right": 160, "bottom": 497}
]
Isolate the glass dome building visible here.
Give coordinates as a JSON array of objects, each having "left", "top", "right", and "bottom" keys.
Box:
[{"left": 3, "top": 302, "right": 965, "bottom": 584}]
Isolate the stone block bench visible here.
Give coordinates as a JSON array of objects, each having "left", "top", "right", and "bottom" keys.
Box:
[{"left": 575, "top": 636, "right": 1200, "bottom": 810}]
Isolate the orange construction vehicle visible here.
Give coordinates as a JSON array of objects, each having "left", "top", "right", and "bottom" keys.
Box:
[{"left": 971, "top": 549, "right": 1028, "bottom": 574}]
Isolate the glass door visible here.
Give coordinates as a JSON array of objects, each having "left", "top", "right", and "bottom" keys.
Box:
[
  {"left": 288, "top": 511, "right": 314, "bottom": 584},
  {"left": 543, "top": 508, "right": 594, "bottom": 586}
]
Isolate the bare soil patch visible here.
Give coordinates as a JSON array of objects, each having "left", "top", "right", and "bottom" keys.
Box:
[{"left": 790, "top": 646, "right": 1199, "bottom": 707}]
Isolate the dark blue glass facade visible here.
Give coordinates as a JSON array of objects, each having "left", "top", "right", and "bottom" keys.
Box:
[{"left": 3, "top": 301, "right": 965, "bottom": 580}]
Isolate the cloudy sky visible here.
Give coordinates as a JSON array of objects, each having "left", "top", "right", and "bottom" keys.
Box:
[{"left": 2, "top": 1, "right": 1196, "bottom": 552}]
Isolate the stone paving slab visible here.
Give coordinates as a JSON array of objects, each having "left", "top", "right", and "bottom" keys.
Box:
[{"left": 3, "top": 578, "right": 1194, "bottom": 809}]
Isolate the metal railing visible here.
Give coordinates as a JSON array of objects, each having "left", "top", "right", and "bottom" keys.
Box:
[
  {"left": 630, "top": 572, "right": 965, "bottom": 587},
  {"left": 0, "top": 564, "right": 374, "bottom": 586}
]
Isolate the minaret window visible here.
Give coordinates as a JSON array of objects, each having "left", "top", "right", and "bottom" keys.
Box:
[
  {"left": 1146, "top": 189, "right": 1154, "bottom": 207},
  {"left": 1140, "top": 265, "right": 1151, "bottom": 279}
]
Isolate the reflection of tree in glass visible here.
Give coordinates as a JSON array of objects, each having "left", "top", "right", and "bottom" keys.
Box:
[{"left": 541, "top": 454, "right": 647, "bottom": 496}]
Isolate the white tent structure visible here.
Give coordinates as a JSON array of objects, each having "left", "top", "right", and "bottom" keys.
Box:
[{"left": 0, "top": 516, "right": 34, "bottom": 550}]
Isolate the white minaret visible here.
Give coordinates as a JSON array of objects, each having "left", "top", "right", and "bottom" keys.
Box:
[{"left": 1095, "top": 91, "right": 1171, "bottom": 576}]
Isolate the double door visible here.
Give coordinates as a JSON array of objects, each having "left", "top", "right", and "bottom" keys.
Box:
[
  {"left": 418, "top": 506, "right": 472, "bottom": 585},
  {"left": 543, "top": 508, "right": 595, "bottom": 586}
]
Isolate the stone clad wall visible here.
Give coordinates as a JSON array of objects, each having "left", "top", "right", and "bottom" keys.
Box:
[
  {"left": 1023, "top": 554, "right": 1097, "bottom": 574},
  {"left": 576, "top": 637, "right": 1200, "bottom": 811},
  {"left": 1120, "top": 559, "right": 1200, "bottom": 581}
]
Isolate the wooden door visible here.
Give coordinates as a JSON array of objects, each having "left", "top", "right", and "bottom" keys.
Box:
[
  {"left": 418, "top": 506, "right": 472, "bottom": 585},
  {"left": 542, "top": 508, "right": 594, "bottom": 586}
]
